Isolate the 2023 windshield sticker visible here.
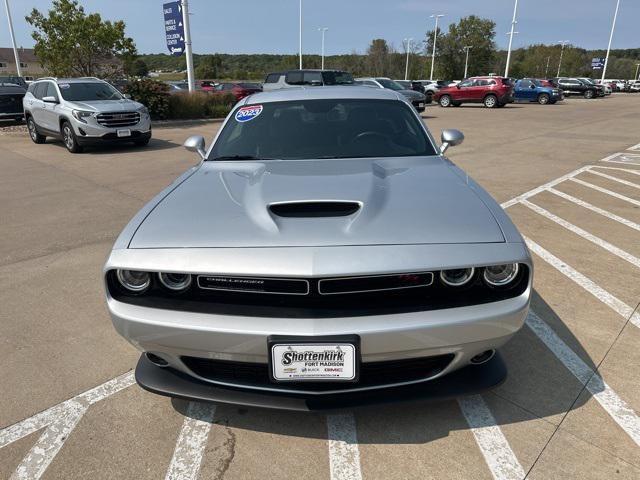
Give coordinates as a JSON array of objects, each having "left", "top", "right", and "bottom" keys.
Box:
[{"left": 235, "top": 105, "right": 263, "bottom": 122}]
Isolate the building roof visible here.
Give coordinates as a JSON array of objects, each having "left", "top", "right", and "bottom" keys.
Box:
[{"left": 0, "top": 47, "right": 39, "bottom": 64}]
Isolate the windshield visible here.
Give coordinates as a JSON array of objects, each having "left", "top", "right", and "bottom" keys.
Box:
[
  {"left": 376, "top": 79, "right": 404, "bottom": 91},
  {"left": 209, "top": 99, "right": 436, "bottom": 161},
  {"left": 57, "top": 82, "right": 123, "bottom": 101},
  {"left": 322, "top": 71, "right": 354, "bottom": 85}
]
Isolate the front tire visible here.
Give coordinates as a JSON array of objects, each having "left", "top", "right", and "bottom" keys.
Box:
[
  {"left": 61, "top": 121, "right": 83, "bottom": 153},
  {"left": 27, "top": 116, "right": 46, "bottom": 144},
  {"left": 584, "top": 89, "right": 594, "bottom": 99},
  {"left": 537, "top": 93, "right": 550, "bottom": 105},
  {"left": 439, "top": 95, "right": 451, "bottom": 107},
  {"left": 483, "top": 94, "right": 498, "bottom": 108}
]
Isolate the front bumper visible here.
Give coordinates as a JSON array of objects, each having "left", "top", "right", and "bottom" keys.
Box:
[
  {"left": 135, "top": 350, "right": 508, "bottom": 411},
  {"left": 108, "top": 287, "right": 529, "bottom": 399},
  {"left": 76, "top": 129, "right": 151, "bottom": 146}
]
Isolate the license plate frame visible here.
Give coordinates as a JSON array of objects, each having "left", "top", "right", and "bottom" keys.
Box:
[
  {"left": 268, "top": 335, "right": 360, "bottom": 383},
  {"left": 117, "top": 128, "right": 131, "bottom": 138}
]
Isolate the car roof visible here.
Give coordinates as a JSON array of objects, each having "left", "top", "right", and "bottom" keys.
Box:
[
  {"left": 35, "top": 77, "right": 106, "bottom": 84},
  {"left": 240, "top": 86, "right": 403, "bottom": 105}
]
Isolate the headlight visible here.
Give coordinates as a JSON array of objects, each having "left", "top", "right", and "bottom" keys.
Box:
[
  {"left": 72, "top": 110, "right": 93, "bottom": 123},
  {"left": 137, "top": 105, "right": 149, "bottom": 115},
  {"left": 159, "top": 272, "right": 192, "bottom": 292},
  {"left": 440, "top": 268, "right": 475, "bottom": 287},
  {"left": 116, "top": 269, "right": 151, "bottom": 292},
  {"left": 483, "top": 264, "right": 519, "bottom": 287}
]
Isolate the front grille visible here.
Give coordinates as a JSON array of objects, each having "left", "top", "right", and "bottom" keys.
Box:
[
  {"left": 107, "top": 265, "right": 529, "bottom": 318},
  {"left": 182, "top": 354, "right": 455, "bottom": 392},
  {"left": 96, "top": 111, "right": 140, "bottom": 127}
]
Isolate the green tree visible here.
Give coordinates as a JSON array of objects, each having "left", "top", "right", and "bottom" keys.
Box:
[
  {"left": 25, "top": 0, "right": 136, "bottom": 77},
  {"left": 424, "top": 16, "right": 497, "bottom": 79},
  {"left": 125, "top": 58, "right": 149, "bottom": 77},
  {"left": 367, "top": 39, "right": 390, "bottom": 76},
  {"left": 195, "top": 55, "right": 222, "bottom": 79}
]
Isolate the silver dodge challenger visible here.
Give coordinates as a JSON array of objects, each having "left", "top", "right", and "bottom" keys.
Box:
[{"left": 104, "top": 87, "right": 532, "bottom": 410}]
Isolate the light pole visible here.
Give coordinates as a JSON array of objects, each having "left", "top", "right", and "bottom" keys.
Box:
[
  {"left": 504, "top": 0, "right": 519, "bottom": 77},
  {"left": 545, "top": 56, "right": 551, "bottom": 77},
  {"left": 429, "top": 14, "right": 444, "bottom": 81},
  {"left": 463, "top": 46, "right": 472, "bottom": 78},
  {"left": 601, "top": 0, "right": 621, "bottom": 82},
  {"left": 181, "top": 0, "right": 195, "bottom": 92},
  {"left": 318, "top": 27, "right": 328, "bottom": 70},
  {"left": 3, "top": 0, "right": 22, "bottom": 77},
  {"left": 404, "top": 38, "right": 413, "bottom": 80},
  {"left": 557, "top": 40, "right": 569, "bottom": 77},
  {"left": 298, "top": 0, "right": 303, "bottom": 69}
]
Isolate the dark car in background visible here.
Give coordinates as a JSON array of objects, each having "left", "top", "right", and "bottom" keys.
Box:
[
  {"left": 355, "top": 77, "right": 427, "bottom": 112},
  {"left": 513, "top": 78, "right": 562, "bottom": 105},
  {"left": 212, "top": 82, "right": 262, "bottom": 101},
  {"left": 395, "top": 80, "right": 432, "bottom": 103},
  {"left": 551, "top": 77, "right": 604, "bottom": 99},
  {"left": 434, "top": 76, "right": 514, "bottom": 108},
  {"left": 0, "top": 75, "right": 27, "bottom": 89},
  {"left": 0, "top": 82, "right": 26, "bottom": 121}
]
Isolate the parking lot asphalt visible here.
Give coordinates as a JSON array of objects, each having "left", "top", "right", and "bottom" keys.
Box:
[{"left": 1, "top": 94, "right": 640, "bottom": 479}]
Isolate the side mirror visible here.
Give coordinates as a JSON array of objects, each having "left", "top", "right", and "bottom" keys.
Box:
[
  {"left": 456, "top": 84, "right": 461, "bottom": 89},
  {"left": 183, "top": 135, "right": 207, "bottom": 160},
  {"left": 42, "top": 96, "right": 58, "bottom": 104},
  {"left": 530, "top": 84, "right": 536, "bottom": 89},
  {"left": 123, "top": 93, "right": 132, "bottom": 99},
  {"left": 440, "top": 129, "right": 464, "bottom": 154}
]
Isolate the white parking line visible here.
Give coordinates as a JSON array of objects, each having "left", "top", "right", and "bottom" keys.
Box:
[
  {"left": 10, "top": 401, "right": 86, "bottom": 480},
  {"left": 547, "top": 187, "right": 640, "bottom": 232},
  {"left": 326, "top": 413, "right": 363, "bottom": 480},
  {"left": 588, "top": 170, "right": 640, "bottom": 190},
  {"left": 627, "top": 142, "right": 640, "bottom": 152},
  {"left": 526, "top": 311, "right": 640, "bottom": 446},
  {"left": 165, "top": 402, "right": 216, "bottom": 480},
  {"left": 521, "top": 200, "right": 640, "bottom": 268},
  {"left": 524, "top": 237, "right": 640, "bottom": 329},
  {"left": 500, "top": 166, "right": 591, "bottom": 208},
  {"left": 458, "top": 396, "right": 525, "bottom": 480},
  {"left": 569, "top": 178, "right": 640, "bottom": 207},
  {"left": 592, "top": 166, "right": 640, "bottom": 177},
  {"left": 0, "top": 371, "right": 135, "bottom": 449}
]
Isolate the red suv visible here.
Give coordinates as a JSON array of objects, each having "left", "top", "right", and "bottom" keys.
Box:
[
  {"left": 434, "top": 76, "right": 514, "bottom": 108},
  {"left": 212, "top": 82, "right": 262, "bottom": 101}
]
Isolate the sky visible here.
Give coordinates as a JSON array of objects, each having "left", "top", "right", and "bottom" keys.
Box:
[{"left": 1, "top": 0, "right": 637, "bottom": 56}]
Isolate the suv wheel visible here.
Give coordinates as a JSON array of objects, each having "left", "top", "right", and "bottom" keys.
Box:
[
  {"left": 61, "top": 121, "right": 84, "bottom": 153},
  {"left": 439, "top": 95, "right": 451, "bottom": 107},
  {"left": 537, "top": 93, "right": 550, "bottom": 105},
  {"left": 483, "top": 94, "right": 498, "bottom": 108},
  {"left": 27, "top": 116, "right": 46, "bottom": 144},
  {"left": 584, "top": 89, "right": 594, "bottom": 99}
]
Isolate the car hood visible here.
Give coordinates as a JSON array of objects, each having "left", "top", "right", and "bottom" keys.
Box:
[
  {"left": 129, "top": 157, "right": 505, "bottom": 248},
  {"left": 67, "top": 99, "right": 143, "bottom": 112}
]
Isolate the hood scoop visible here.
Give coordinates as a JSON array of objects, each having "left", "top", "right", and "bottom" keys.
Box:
[{"left": 269, "top": 201, "right": 361, "bottom": 218}]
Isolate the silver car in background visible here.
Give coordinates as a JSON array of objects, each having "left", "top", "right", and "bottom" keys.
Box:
[
  {"left": 23, "top": 77, "right": 151, "bottom": 153},
  {"left": 104, "top": 87, "right": 532, "bottom": 410}
]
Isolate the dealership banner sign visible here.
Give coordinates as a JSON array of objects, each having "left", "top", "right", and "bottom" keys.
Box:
[
  {"left": 163, "top": 2, "right": 185, "bottom": 56},
  {"left": 591, "top": 57, "right": 605, "bottom": 70}
]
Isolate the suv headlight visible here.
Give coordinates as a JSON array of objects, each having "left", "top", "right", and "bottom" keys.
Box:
[
  {"left": 72, "top": 110, "right": 94, "bottom": 123},
  {"left": 137, "top": 106, "right": 149, "bottom": 116}
]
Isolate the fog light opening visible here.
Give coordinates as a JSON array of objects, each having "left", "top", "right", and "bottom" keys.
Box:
[
  {"left": 470, "top": 350, "right": 495, "bottom": 365},
  {"left": 146, "top": 352, "right": 169, "bottom": 367}
]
